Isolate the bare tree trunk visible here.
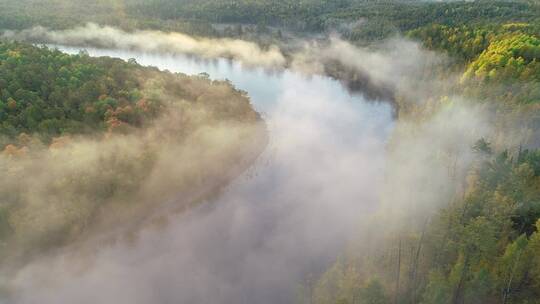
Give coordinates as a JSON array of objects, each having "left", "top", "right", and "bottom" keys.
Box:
[
  {"left": 309, "top": 275, "right": 313, "bottom": 304},
  {"left": 408, "top": 245, "right": 415, "bottom": 290},
  {"left": 452, "top": 253, "right": 469, "bottom": 304},
  {"left": 395, "top": 239, "right": 402, "bottom": 304},
  {"left": 503, "top": 249, "right": 523, "bottom": 304},
  {"left": 411, "top": 219, "right": 428, "bottom": 304}
]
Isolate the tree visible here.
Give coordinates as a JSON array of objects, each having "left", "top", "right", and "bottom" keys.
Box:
[{"left": 359, "top": 279, "right": 389, "bottom": 304}]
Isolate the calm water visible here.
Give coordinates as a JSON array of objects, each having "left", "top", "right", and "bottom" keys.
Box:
[{"left": 14, "top": 47, "right": 394, "bottom": 304}]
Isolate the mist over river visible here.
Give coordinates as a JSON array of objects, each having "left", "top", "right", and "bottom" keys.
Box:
[{"left": 11, "top": 47, "right": 394, "bottom": 304}]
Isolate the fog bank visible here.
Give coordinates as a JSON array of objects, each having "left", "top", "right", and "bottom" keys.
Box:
[
  {"left": 2, "top": 23, "right": 443, "bottom": 102},
  {"left": 2, "top": 23, "right": 286, "bottom": 68},
  {"left": 7, "top": 67, "right": 394, "bottom": 304},
  {"left": 0, "top": 25, "right": 505, "bottom": 304}
]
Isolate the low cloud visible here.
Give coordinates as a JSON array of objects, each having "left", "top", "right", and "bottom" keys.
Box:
[
  {"left": 2, "top": 23, "right": 444, "bottom": 102},
  {"left": 2, "top": 23, "right": 286, "bottom": 68}
]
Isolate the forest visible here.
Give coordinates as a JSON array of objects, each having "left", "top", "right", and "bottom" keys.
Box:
[
  {"left": 0, "top": 42, "right": 160, "bottom": 145},
  {"left": 0, "top": 40, "right": 266, "bottom": 274},
  {"left": 1, "top": 0, "right": 540, "bottom": 303},
  {"left": 1, "top": 0, "right": 540, "bottom": 40},
  {"left": 299, "top": 4, "right": 540, "bottom": 304}
]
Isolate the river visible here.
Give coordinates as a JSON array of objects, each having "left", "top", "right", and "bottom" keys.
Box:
[{"left": 13, "top": 47, "right": 394, "bottom": 304}]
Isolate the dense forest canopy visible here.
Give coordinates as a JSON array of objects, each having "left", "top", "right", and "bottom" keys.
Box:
[
  {"left": 406, "top": 24, "right": 540, "bottom": 105},
  {"left": 1, "top": 0, "right": 540, "bottom": 40},
  {"left": 2, "top": 0, "right": 540, "bottom": 303},
  {"left": 0, "top": 42, "right": 158, "bottom": 145}
]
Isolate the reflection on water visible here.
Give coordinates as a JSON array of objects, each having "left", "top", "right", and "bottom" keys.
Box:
[
  {"left": 13, "top": 47, "right": 394, "bottom": 304},
  {"left": 58, "top": 46, "right": 389, "bottom": 116}
]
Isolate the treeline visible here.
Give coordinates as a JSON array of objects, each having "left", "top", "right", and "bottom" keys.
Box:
[
  {"left": 326, "top": 0, "right": 540, "bottom": 41},
  {"left": 126, "top": 0, "right": 350, "bottom": 31},
  {"left": 2, "top": 0, "right": 540, "bottom": 41},
  {"left": 0, "top": 0, "right": 220, "bottom": 37},
  {"left": 123, "top": 0, "right": 540, "bottom": 40}
]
